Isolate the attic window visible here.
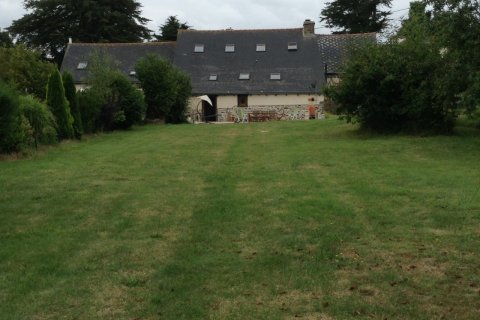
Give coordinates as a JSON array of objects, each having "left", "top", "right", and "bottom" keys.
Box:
[
  {"left": 270, "top": 73, "right": 281, "bottom": 80},
  {"left": 129, "top": 71, "right": 136, "bottom": 77},
  {"left": 256, "top": 44, "right": 266, "bottom": 52},
  {"left": 288, "top": 42, "right": 298, "bottom": 51},
  {"left": 225, "top": 44, "right": 235, "bottom": 52},
  {"left": 77, "top": 61, "right": 88, "bottom": 70},
  {"left": 194, "top": 44, "right": 205, "bottom": 53},
  {"left": 239, "top": 73, "right": 250, "bottom": 80},
  {"left": 209, "top": 74, "right": 218, "bottom": 81}
]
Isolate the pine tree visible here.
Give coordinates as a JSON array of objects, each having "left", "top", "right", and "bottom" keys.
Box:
[
  {"left": 320, "top": 0, "right": 392, "bottom": 34},
  {"left": 156, "top": 16, "right": 191, "bottom": 41},
  {"left": 46, "top": 69, "right": 73, "bottom": 140},
  {"left": 62, "top": 72, "right": 83, "bottom": 139}
]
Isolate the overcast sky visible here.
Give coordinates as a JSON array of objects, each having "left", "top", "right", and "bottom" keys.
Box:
[{"left": 0, "top": 0, "right": 413, "bottom": 34}]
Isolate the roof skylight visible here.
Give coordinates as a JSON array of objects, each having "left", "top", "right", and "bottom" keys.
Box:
[
  {"left": 225, "top": 44, "right": 235, "bottom": 52},
  {"left": 194, "top": 44, "right": 205, "bottom": 53},
  {"left": 77, "top": 61, "right": 88, "bottom": 70},
  {"left": 209, "top": 74, "right": 218, "bottom": 81},
  {"left": 288, "top": 42, "right": 298, "bottom": 51},
  {"left": 256, "top": 44, "right": 266, "bottom": 52},
  {"left": 270, "top": 73, "right": 281, "bottom": 80},
  {"left": 239, "top": 73, "right": 250, "bottom": 80}
]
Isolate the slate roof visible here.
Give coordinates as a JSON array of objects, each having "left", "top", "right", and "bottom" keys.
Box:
[
  {"left": 60, "top": 28, "right": 376, "bottom": 94},
  {"left": 60, "top": 42, "right": 176, "bottom": 84},
  {"left": 317, "top": 33, "right": 377, "bottom": 74},
  {"left": 173, "top": 28, "right": 324, "bottom": 95}
]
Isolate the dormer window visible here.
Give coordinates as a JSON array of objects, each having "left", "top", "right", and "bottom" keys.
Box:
[
  {"left": 225, "top": 44, "right": 235, "bottom": 52},
  {"left": 288, "top": 42, "right": 298, "bottom": 51},
  {"left": 256, "top": 44, "right": 266, "bottom": 52},
  {"left": 194, "top": 44, "right": 205, "bottom": 53},
  {"left": 239, "top": 73, "right": 250, "bottom": 80},
  {"left": 209, "top": 74, "right": 218, "bottom": 81},
  {"left": 270, "top": 73, "right": 281, "bottom": 80},
  {"left": 77, "top": 61, "right": 88, "bottom": 70}
]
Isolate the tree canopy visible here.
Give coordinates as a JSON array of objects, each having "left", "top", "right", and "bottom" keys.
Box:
[
  {"left": 320, "top": 0, "right": 392, "bottom": 33},
  {"left": 156, "top": 16, "right": 190, "bottom": 41},
  {"left": 8, "top": 0, "right": 151, "bottom": 64}
]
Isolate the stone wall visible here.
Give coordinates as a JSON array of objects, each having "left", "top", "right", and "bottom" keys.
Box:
[{"left": 217, "top": 104, "right": 324, "bottom": 122}]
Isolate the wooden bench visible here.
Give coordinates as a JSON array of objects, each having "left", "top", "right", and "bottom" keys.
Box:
[{"left": 248, "top": 111, "right": 277, "bottom": 122}]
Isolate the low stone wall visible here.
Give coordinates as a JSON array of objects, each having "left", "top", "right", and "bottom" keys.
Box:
[{"left": 218, "top": 104, "right": 324, "bottom": 122}]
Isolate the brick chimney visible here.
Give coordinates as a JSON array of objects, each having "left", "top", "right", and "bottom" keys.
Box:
[{"left": 303, "top": 19, "right": 315, "bottom": 36}]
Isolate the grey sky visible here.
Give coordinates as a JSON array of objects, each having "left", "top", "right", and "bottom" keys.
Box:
[{"left": 0, "top": 0, "right": 413, "bottom": 33}]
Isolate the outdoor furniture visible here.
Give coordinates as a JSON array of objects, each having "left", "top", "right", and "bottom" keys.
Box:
[{"left": 248, "top": 111, "right": 277, "bottom": 122}]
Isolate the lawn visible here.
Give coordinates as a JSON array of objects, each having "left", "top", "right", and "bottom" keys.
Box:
[{"left": 1, "top": 118, "right": 479, "bottom": 319}]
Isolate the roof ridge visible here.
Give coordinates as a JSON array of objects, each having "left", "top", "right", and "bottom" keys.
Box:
[
  {"left": 68, "top": 42, "right": 176, "bottom": 46},
  {"left": 317, "top": 32, "right": 377, "bottom": 37},
  {"left": 179, "top": 27, "right": 303, "bottom": 33}
]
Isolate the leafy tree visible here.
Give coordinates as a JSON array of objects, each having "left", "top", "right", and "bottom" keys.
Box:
[
  {"left": 324, "top": 34, "right": 458, "bottom": 133},
  {"left": 19, "top": 95, "right": 57, "bottom": 148},
  {"left": 0, "top": 45, "right": 55, "bottom": 100},
  {"left": 135, "top": 54, "right": 177, "bottom": 120},
  {"left": 46, "top": 69, "right": 73, "bottom": 139},
  {"left": 0, "top": 30, "right": 13, "bottom": 48},
  {"left": 79, "top": 50, "right": 145, "bottom": 132},
  {"left": 156, "top": 16, "right": 190, "bottom": 41},
  {"left": 62, "top": 72, "right": 83, "bottom": 139},
  {"left": 0, "top": 82, "right": 29, "bottom": 153},
  {"left": 320, "top": 0, "right": 392, "bottom": 33},
  {"left": 8, "top": 0, "right": 151, "bottom": 64}
]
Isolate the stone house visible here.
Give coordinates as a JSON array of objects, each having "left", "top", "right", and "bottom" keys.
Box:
[{"left": 61, "top": 20, "right": 375, "bottom": 122}]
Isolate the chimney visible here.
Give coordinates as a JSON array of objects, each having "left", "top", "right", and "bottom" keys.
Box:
[{"left": 303, "top": 19, "right": 315, "bottom": 36}]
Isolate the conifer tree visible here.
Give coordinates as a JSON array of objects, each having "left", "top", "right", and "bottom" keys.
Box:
[
  {"left": 62, "top": 72, "right": 83, "bottom": 139},
  {"left": 46, "top": 69, "right": 73, "bottom": 140}
]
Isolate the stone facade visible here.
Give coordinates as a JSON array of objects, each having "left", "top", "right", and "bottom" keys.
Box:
[{"left": 217, "top": 104, "right": 324, "bottom": 122}]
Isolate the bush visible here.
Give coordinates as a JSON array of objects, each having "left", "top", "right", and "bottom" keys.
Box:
[
  {"left": 80, "top": 50, "right": 146, "bottom": 132},
  {"left": 101, "top": 74, "right": 146, "bottom": 130},
  {"left": 324, "top": 41, "right": 458, "bottom": 134},
  {"left": 168, "top": 69, "right": 192, "bottom": 124},
  {"left": 46, "top": 69, "right": 74, "bottom": 140},
  {"left": 0, "top": 82, "right": 29, "bottom": 153},
  {"left": 78, "top": 89, "right": 104, "bottom": 134},
  {"left": 62, "top": 72, "right": 83, "bottom": 139},
  {"left": 136, "top": 54, "right": 192, "bottom": 123},
  {"left": 19, "top": 95, "right": 57, "bottom": 147}
]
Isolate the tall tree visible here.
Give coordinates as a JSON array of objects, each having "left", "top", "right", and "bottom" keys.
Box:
[
  {"left": 8, "top": 0, "right": 151, "bottom": 64},
  {"left": 320, "top": 0, "right": 392, "bottom": 33},
  {"left": 62, "top": 72, "right": 83, "bottom": 139},
  {"left": 0, "top": 30, "right": 13, "bottom": 48},
  {"left": 156, "top": 16, "right": 190, "bottom": 41},
  {"left": 46, "top": 69, "right": 73, "bottom": 140}
]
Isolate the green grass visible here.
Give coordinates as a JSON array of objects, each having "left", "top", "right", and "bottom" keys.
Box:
[{"left": 1, "top": 119, "right": 479, "bottom": 319}]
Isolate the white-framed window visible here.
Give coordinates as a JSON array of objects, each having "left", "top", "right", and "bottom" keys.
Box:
[
  {"left": 270, "top": 73, "right": 281, "bottom": 80},
  {"left": 209, "top": 74, "right": 218, "bottom": 81},
  {"left": 256, "top": 44, "right": 266, "bottom": 52},
  {"left": 194, "top": 44, "right": 205, "bottom": 53},
  {"left": 225, "top": 44, "right": 235, "bottom": 52},
  {"left": 77, "top": 61, "right": 88, "bottom": 70},
  {"left": 129, "top": 71, "right": 136, "bottom": 76},
  {"left": 288, "top": 42, "right": 298, "bottom": 51},
  {"left": 239, "top": 73, "right": 250, "bottom": 80}
]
